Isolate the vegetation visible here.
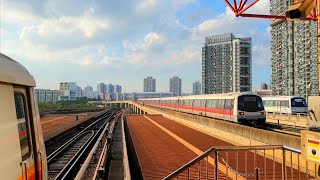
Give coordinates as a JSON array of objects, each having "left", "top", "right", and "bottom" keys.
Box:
[{"left": 38, "top": 97, "right": 101, "bottom": 113}]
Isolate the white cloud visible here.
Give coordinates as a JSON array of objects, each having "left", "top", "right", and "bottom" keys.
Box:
[
  {"left": 78, "top": 58, "right": 95, "bottom": 66},
  {"left": 100, "top": 56, "right": 112, "bottom": 65},
  {"left": 1, "top": 0, "right": 271, "bottom": 92},
  {"left": 2, "top": 1, "right": 42, "bottom": 25},
  {"left": 136, "top": 0, "right": 157, "bottom": 11},
  {"left": 19, "top": 8, "right": 110, "bottom": 47}
]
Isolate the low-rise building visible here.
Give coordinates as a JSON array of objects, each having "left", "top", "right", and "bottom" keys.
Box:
[
  {"left": 35, "top": 89, "right": 60, "bottom": 103},
  {"left": 254, "top": 90, "right": 272, "bottom": 96},
  {"left": 122, "top": 92, "right": 173, "bottom": 100}
]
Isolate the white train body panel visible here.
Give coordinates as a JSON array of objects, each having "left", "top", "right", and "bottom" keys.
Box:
[
  {"left": 139, "top": 92, "right": 266, "bottom": 124},
  {"left": 0, "top": 53, "right": 47, "bottom": 180},
  {"left": 262, "top": 96, "right": 307, "bottom": 114}
]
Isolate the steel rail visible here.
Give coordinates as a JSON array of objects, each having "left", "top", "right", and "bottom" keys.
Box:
[
  {"left": 47, "top": 110, "right": 111, "bottom": 161},
  {"left": 74, "top": 121, "right": 110, "bottom": 179},
  {"left": 47, "top": 130, "right": 95, "bottom": 179},
  {"left": 56, "top": 111, "right": 116, "bottom": 179}
]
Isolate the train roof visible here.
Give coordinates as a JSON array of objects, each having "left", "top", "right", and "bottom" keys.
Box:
[
  {"left": 0, "top": 53, "right": 36, "bottom": 87},
  {"left": 139, "top": 92, "right": 258, "bottom": 100},
  {"left": 261, "top": 96, "right": 305, "bottom": 100}
]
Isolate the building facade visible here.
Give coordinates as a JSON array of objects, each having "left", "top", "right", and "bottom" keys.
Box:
[
  {"left": 84, "top": 86, "right": 94, "bottom": 98},
  {"left": 59, "top": 82, "right": 78, "bottom": 100},
  {"left": 35, "top": 89, "right": 60, "bottom": 103},
  {"left": 115, "top": 85, "right": 122, "bottom": 93},
  {"left": 97, "top": 83, "right": 105, "bottom": 98},
  {"left": 270, "top": 0, "right": 318, "bottom": 98},
  {"left": 169, "top": 76, "right": 182, "bottom": 96},
  {"left": 192, "top": 81, "right": 201, "bottom": 95},
  {"left": 202, "top": 33, "right": 252, "bottom": 94},
  {"left": 96, "top": 83, "right": 123, "bottom": 100},
  {"left": 122, "top": 92, "right": 173, "bottom": 100},
  {"left": 254, "top": 90, "right": 272, "bottom": 96},
  {"left": 143, "top": 76, "right": 156, "bottom": 92}
]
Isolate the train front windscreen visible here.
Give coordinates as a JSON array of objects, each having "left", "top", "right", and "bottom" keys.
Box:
[
  {"left": 291, "top": 97, "right": 307, "bottom": 107},
  {"left": 238, "top": 95, "right": 264, "bottom": 112}
]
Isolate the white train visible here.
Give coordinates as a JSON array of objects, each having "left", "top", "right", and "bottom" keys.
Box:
[
  {"left": 0, "top": 53, "right": 47, "bottom": 179},
  {"left": 138, "top": 92, "right": 266, "bottom": 125},
  {"left": 262, "top": 96, "right": 307, "bottom": 114}
]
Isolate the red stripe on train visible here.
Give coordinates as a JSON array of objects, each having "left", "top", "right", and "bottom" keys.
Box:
[
  {"left": 19, "top": 130, "right": 27, "bottom": 137},
  {"left": 142, "top": 101, "right": 232, "bottom": 115}
]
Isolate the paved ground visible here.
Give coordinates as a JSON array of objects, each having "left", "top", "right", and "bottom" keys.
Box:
[{"left": 41, "top": 114, "right": 91, "bottom": 133}]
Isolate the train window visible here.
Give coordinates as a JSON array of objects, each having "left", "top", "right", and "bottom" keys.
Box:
[
  {"left": 266, "top": 101, "right": 271, "bottom": 106},
  {"left": 225, "top": 99, "right": 231, "bottom": 110},
  {"left": 14, "top": 93, "right": 31, "bottom": 160},
  {"left": 207, "top": 100, "right": 213, "bottom": 108},
  {"left": 217, "top": 100, "right": 224, "bottom": 109},
  {"left": 238, "top": 95, "right": 264, "bottom": 112},
  {"left": 291, "top": 98, "right": 307, "bottom": 107},
  {"left": 225, "top": 99, "right": 234, "bottom": 110},
  {"left": 194, "top": 100, "right": 199, "bottom": 106},
  {"left": 280, "top": 101, "right": 289, "bottom": 107}
]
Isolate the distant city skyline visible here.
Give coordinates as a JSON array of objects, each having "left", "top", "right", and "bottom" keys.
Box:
[{"left": 1, "top": 1, "right": 271, "bottom": 94}]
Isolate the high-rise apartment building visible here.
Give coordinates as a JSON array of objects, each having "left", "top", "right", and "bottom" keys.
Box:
[
  {"left": 96, "top": 83, "right": 123, "bottom": 100},
  {"left": 143, "top": 76, "right": 156, "bottom": 92},
  {"left": 115, "top": 85, "right": 122, "bottom": 93},
  {"left": 105, "top": 84, "right": 115, "bottom": 94},
  {"left": 169, "top": 76, "right": 182, "bottom": 96},
  {"left": 97, "top": 83, "right": 105, "bottom": 96},
  {"left": 202, "top": 33, "right": 252, "bottom": 94},
  {"left": 193, "top": 81, "right": 201, "bottom": 95},
  {"left": 84, "top": 86, "right": 94, "bottom": 98},
  {"left": 270, "top": 0, "right": 318, "bottom": 98}
]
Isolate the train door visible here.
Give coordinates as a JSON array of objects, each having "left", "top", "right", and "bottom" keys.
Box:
[
  {"left": 280, "top": 100, "right": 287, "bottom": 113},
  {"left": 14, "top": 87, "right": 37, "bottom": 180},
  {"left": 224, "top": 99, "right": 232, "bottom": 120}
]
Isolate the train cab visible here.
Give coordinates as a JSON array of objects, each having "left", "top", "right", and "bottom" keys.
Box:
[{"left": 0, "top": 53, "right": 47, "bottom": 179}]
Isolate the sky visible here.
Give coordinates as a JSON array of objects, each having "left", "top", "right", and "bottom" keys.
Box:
[{"left": 0, "top": 0, "right": 271, "bottom": 93}]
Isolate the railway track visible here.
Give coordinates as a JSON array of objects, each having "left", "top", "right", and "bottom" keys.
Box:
[{"left": 47, "top": 110, "right": 118, "bottom": 180}]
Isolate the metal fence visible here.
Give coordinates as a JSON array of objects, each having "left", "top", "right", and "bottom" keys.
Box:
[{"left": 163, "top": 145, "right": 318, "bottom": 180}]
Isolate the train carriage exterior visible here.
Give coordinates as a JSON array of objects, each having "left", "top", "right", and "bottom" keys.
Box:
[
  {"left": 139, "top": 92, "right": 266, "bottom": 124},
  {"left": 0, "top": 53, "right": 47, "bottom": 179},
  {"left": 262, "top": 96, "right": 307, "bottom": 114}
]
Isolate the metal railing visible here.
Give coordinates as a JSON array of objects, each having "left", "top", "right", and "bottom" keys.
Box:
[{"left": 163, "top": 145, "right": 318, "bottom": 180}]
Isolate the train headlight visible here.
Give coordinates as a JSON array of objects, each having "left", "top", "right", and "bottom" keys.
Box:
[
  {"left": 259, "top": 112, "right": 264, "bottom": 115},
  {"left": 239, "top": 112, "right": 244, "bottom": 115}
]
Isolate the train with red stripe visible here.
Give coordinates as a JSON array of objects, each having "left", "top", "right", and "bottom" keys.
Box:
[
  {"left": 138, "top": 92, "right": 266, "bottom": 125},
  {"left": 0, "top": 53, "right": 47, "bottom": 179}
]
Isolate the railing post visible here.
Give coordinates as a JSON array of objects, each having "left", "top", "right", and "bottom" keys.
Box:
[
  {"left": 214, "top": 151, "right": 218, "bottom": 180},
  {"left": 255, "top": 167, "right": 260, "bottom": 180},
  {"left": 282, "top": 148, "right": 286, "bottom": 180}
]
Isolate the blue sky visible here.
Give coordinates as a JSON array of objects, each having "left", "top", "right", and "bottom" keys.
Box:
[{"left": 0, "top": 0, "right": 271, "bottom": 92}]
